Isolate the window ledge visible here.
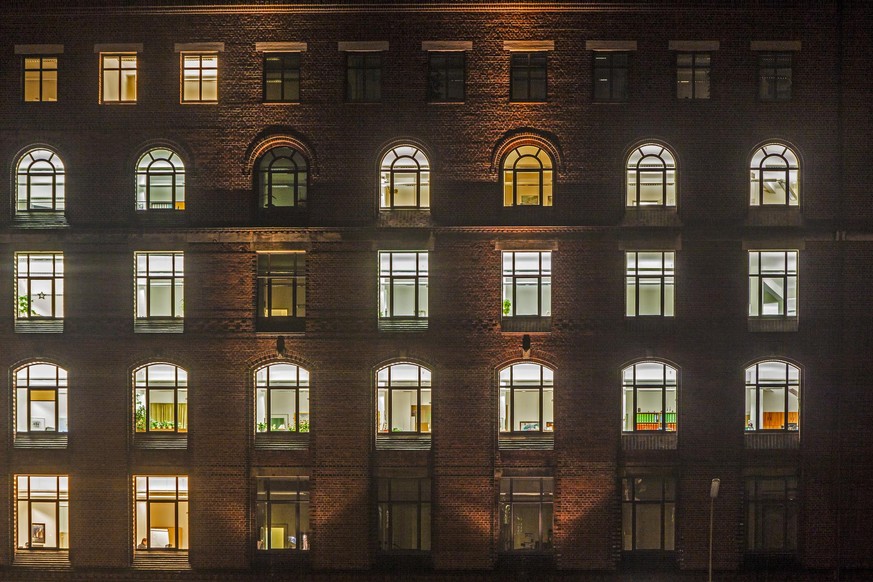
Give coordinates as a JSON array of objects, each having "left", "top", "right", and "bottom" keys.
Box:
[
  {"left": 745, "top": 207, "right": 802, "bottom": 227},
  {"left": 14, "top": 433, "right": 68, "bottom": 449},
  {"left": 378, "top": 209, "right": 433, "bottom": 228},
  {"left": 622, "top": 432, "right": 678, "bottom": 451},
  {"left": 501, "top": 316, "right": 551, "bottom": 333},
  {"left": 134, "top": 433, "right": 187, "bottom": 450},
  {"left": 135, "top": 319, "right": 184, "bottom": 334},
  {"left": 622, "top": 207, "right": 681, "bottom": 227},
  {"left": 132, "top": 550, "right": 191, "bottom": 571},
  {"left": 12, "top": 213, "right": 68, "bottom": 229},
  {"left": 748, "top": 317, "right": 798, "bottom": 332},
  {"left": 13, "top": 550, "right": 71, "bottom": 569},
  {"left": 15, "top": 319, "right": 63, "bottom": 333},
  {"left": 498, "top": 433, "right": 554, "bottom": 450},
  {"left": 376, "top": 434, "right": 431, "bottom": 450},
  {"left": 379, "top": 318, "right": 428, "bottom": 332},
  {"left": 744, "top": 432, "right": 799, "bottom": 449},
  {"left": 255, "top": 432, "right": 310, "bottom": 450}
]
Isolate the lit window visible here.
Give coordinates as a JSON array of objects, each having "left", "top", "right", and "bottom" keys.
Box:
[
  {"left": 134, "top": 364, "right": 188, "bottom": 434},
  {"left": 136, "top": 149, "right": 185, "bottom": 211},
  {"left": 745, "top": 476, "right": 798, "bottom": 553},
  {"left": 255, "top": 364, "right": 310, "bottom": 433},
  {"left": 759, "top": 52, "right": 792, "bottom": 101},
  {"left": 502, "top": 251, "right": 551, "bottom": 318},
  {"left": 16, "top": 148, "right": 65, "bottom": 213},
  {"left": 625, "top": 252, "right": 675, "bottom": 317},
  {"left": 499, "top": 363, "right": 554, "bottom": 433},
  {"left": 101, "top": 53, "right": 137, "bottom": 103},
  {"left": 380, "top": 147, "right": 430, "bottom": 209},
  {"left": 499, "top": 477, "right": 553, "bottom": 551},
  {"left": 750, "top": 143, "right": 799, "bottom": 206},
  {"left": 258, "top": 147, "right": 308, "bottom": 209},
  {"left": 263, "top": 53, "right": 300, "bottom": 102},
  {"left": 622, "top": 476, "right": 676, "bottom": 551},
  {"left": 510, "top": 52, "right": 547, "bottom": 101},
  {"left": 135, "top": 476, "right": 188, "bottom": 551},
  {"left": 744, "top": 361, "right": 800, "bottom": 432},
  {"left": 15, "top": 475, "right": 69, "bottom": 550},
  {"left": 748, "top": 251, "right": 797, "bottom": 317},
  {"left": 16, "top": 252, "right": 64, "bottom": 321},
  {"left": 182, "top": 53, "right": 218, "bottom": 102},
  {"left": 376, "top": 363, "right": 431, "bottom": 434},
  {"left": 502, "top": 146, "right": 553, "bottom": 207},
  {"left": 378, "top": 478, "right": 431, "bottom": 552},
  {"left": 257, "top": 477, "right": 310, "bottom": 551},
  {"left": 135, "top": 252, "right": 184, "bottom": 319},
  {"left": 626, "top": 144, "right": 676, "bottom": 207},
  {"left": 428, "top": 52, "right": 465, "bottom": 102},
  {"left": 593, "top": 51, "right": 628, "bottom": 101},
  {"left": 257, "top": 253, "right": 305, "bottom": 331},
  {"left": 24, "top": 57, "right": 58, "bottom": 102},
  {"left": 621, "top": 361, "right": 677, "bottom": 432},
  {"left": 15, "top": 363, "right": 68, "bottom": 434},
  {"left": 346, "top": 52, "right": 381, "bottom": 102},
  {"left": 676, "top": 52, "right": 710, "bottom": 99},
  {"left": 379, "top": 252, "right": 428, "bottom": 320}
]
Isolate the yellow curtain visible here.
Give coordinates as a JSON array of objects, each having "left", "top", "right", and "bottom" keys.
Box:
[
  {"left": 177, "top": 403, "right": 188, "bottom": 431},
  {"left": 149, "top": 404, "right": 175, "bottom": 430}
]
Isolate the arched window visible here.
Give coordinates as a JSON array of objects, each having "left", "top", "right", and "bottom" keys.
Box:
[
  {"left": 135, "top": 364, "right": 188, "bottom": 433},
  {"left": 136, "top": 148, "right": 185, "bottom": 211},
  {"left": 750, "top": 143, "right": 799, "bottom": 206},
  {"left": 499, "top": 363, "right": 554, "bottom": 433},
  {"left": 502, "top": 146, "right": 553, "bottom": 207},
  {"left": 744, "top": 361, "right": 800, "bottom": 431},
  {"left": 256, "top": 363, "right": 310, "bottom": 433},
  {"left": 15, "top": 363, "right": 68, "bottom": 433},
  {"left": 16, "top": 148, "right": 65, "bottom": 212},
  {"left": 377, "top": 363, "right": 431, "bottom": 434},
  {"left": 622, "top": 362, "right": 677, "bottom": 432},
  {"left": 380, "top": 146, "right": 430, "bottom": 209},
  {"left": 626, "top": 144, "right": 676, "bottom": 207},
  {"left": 258, "top": 147, "right": 308, "bottom": 208}
]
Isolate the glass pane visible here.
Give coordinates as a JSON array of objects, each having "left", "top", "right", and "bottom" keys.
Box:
[
  {"left": 391, "top": 389, "right": 417, "bottom": 432},
  {"left": 512, "top": 504, "right": 541, "bottom": 549},
  {"left": 149, "top": 502, "right": 177, "bottom": 548},
  {"left": 514, "top": 389, "right": 540, "bottom": 431},
  {"left": 635, "top": 504, "right": 662, "bottom": 549},
  {"left": 270, "top": 389, "right": 296, "bottom": 430},
  {"left": 270, "top": 502, "right": 297, "bottom": 549}
]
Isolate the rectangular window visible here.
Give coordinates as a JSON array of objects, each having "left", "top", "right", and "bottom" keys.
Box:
[
  {"left": 16, "top": 475, "right": 69, "bottom": 550},
  {"left": 263, "top": 53, "right": 300, "bottom": 102},
  {"left": 502, "top": 251, "right": 551, "bottom": 318},
  {"left": 136, "top": 252, "right": 184, "bottom": 319},
  {"left": 24, "top": 57, "right": 58, "bottom": 102},
  {"left": 748, "top": 251, "right": 797, "bottom": 317},
  {"left": 101, "top": 54, "right": 137, "bottom": 103},
  {"left": 16, "top": 252, "right": 64, "bottom": 320},
  {"left": 622, "top": 475, "right": 676, "bottom": 551},
  {"left": 346, "top": 52, "right": 381, "bottom": 102},
  {"left": 745, "top": 476, "right": 798, "bottom": 553},
  {"left": 256, "top": 477, "right": 310, "bottom": 551},
  {"left": 626, "top": 252, "right": 675, "bottom": 317},
  {"left": 378, "top": 478, "right": 431, "bottom": 552},
  {"left": 182, "top": 53, "right": 218, "bottom": 102},
  {"left": 257, "top": 252, "right": 305, "bottom": 330},
  {"left": 510, "top": 52, "right": 547, "bottom": 101},
  {"left": 428, "top": 52, "right": 465, "bottom": 102},
  {"left": 759, "top": 52, "right": 792, "bottom": 101},
  {"left": 379, "top": 251, "right": 428, "bottom": 319},
  {"left": 593, "top": 51, "right": 628, "bottom": 101},
  {"left": 499, "top": 477, "right": 553, "bottom": 551},
  {"left": 135, "top": 476, "right": 188, "bottom": 551},
  {"left": 676, "top": 52, "right": 710, "bottom": 99}
]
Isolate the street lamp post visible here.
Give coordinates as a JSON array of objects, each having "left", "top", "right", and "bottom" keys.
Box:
[{"left": 709, "top": 478, "right": 721, "bottom": 582}]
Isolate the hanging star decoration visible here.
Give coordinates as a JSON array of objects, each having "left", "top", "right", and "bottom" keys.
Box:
[{"left": 37, "top": 292, "right": 47, "bottom": 300}]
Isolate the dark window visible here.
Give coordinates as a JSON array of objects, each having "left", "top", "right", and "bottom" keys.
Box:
[
  {"left": 499, "top": 477, "right": 553, "bottom": 551},
  {"left": 499, "top": 363, "right": 554, "bottom": 434},
  {"left": 24, "top": 56, "right": 58, "bottom": 102},
  {"left": 257, "top": 252, "right": 306, "bottom": 330},
  {"left": 593, "top": 51, "right": 628, "bottom": 101},
  {"left": 263, "top": 53, "right": 300, "bottom": 102},
  {"left": 258, "top": 147, "right": 308, "bottom": 209},
  {"left": 427, "top": 52, "right": 465, "bottom": 102},
  {"left": 744, "top": 361, "right": 800, "bottom": 432},
  {"left": 134, "top": 364, "right": 188, "bottom": 434},
  {"left": 621, "top": 362, "right": 677, "bottom": 432},
  {"left": 256, "top": 477, "right": 310, "bottom": 551},
  {"left": 759, "top": 52, "right": 792, "bottom": 101},
  {"left": 745, "top": 476, "right": 798, "bottom": 553},
  {"left": 510, "top": 52, "right": 547, "bottom": 102},
  {"left": 377, "top": 363, "right": 432, "bottom": 434},
  {"left": 676, "top": 52, "right": 710, "bottom": 99},
  {"left": 378, "top": 478, "right": 431, "bottom": 552},
  {"left": 255, "top": 364, "right": 310, "bottom": 433},
  {"left": 346, "top": 52, "right": 381, "bottom": 102},
  {"left": 622, "top": 476, "right": 676, "bottom": 551}
]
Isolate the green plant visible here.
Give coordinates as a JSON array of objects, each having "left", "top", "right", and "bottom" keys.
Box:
[
  {"left": 17, "top": 295, "right": 34, "bottom": 317},
  {"left": 150, "top": 420, "right": 175, "bottom": 430},
  {"left": 298, "top": 420, "right": 310, "bottom": 433},
  {"left": 135, "top": 405, "right": 147, "bottom": 432},
  {"left": 502, "top": 299, "right": 512, "bottom": 316},
  {"left": 257, "top": 421, "right": 268, "bottom": 432}
]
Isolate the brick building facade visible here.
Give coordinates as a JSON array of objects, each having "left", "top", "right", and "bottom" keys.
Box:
[{"left": 1, "top": 0, "right": 872, "bottom": 579}]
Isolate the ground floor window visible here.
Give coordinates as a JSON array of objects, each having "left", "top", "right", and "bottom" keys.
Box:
[
  {"left": 621, "top": 475, "right": 675, "bottom": 551},
  {"left": 378, "top": 477, "right": 431, "bottom": 551},
  {"left": 256, "top": 477, "right": 310, "bottom": 551},
  {"left": 16, "top": 475, "right": 69, "bottom": 550},
  {"left": 135, "top": 476, "right": 188, "bottom": 550},
  {"left": 746, "top": 475, "right": 798, "bottom": 553},
  {"left": 499, "top": 477, "right": 553, "bottom": 552}
]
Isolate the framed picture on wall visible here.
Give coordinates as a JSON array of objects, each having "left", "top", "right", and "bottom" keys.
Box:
[
  {"left": 31, "top": 523, "right": 45, "bottom": 545},
  {"left": 31, "top": 417, "right": 45, "bottom": 431},
  {"left": 520, "top": 421, "right": 540, "bottom": 431}
]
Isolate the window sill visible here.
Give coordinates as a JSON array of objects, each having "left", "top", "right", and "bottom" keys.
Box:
[
  {"left": 501, "top": 316, "right": 550, "bottom": 333},
  {"left": 255, "top": 432, "right": 310, "bottom": 450},
  {"left": 622, "top": 207, "right": 681, "bottom": 227},
  {"left": 379, "top": 318, "right": 428, "bottom": 332},
  {"left": 13, "top": 550, "right": 71, "bottom": 569},
  {"left": 498, "top": 432, "right": 554, "bottom": 450},
  {"left": 744, "top": 431, "right": 799, "bottom": 449},
  {"left": 14, "top": 433, "right": 68, "bottom": 449},
  {"left": 376, "top": 433, "right": 431, "bottom": 450},
  {"left": 132, "top": 550, "right": 190, "bottom": 571},
  {"left": 134, "top": 433, "right": 187, "bottom": 450},
  {"left": 135, "top": 319, "right": 184, "bottom": 334},
  {"left": 621, "top": 432, "right": 678, "bottom": 451},
  {"left": 12, "top": 212, "right": 68, "bottom": 228},
  {"left": 257, "top": 317, "right": 305, "bottom": 333},
  {"left": 15, "top": 319, "right": 63, "bottom": 333},
  {"left": 747, "top": 317, "right": 798, "bottom": 332}
]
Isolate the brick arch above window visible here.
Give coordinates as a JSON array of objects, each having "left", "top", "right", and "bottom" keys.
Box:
[
  {"left": 244, "top": 134, "right": 318, "bottom": 179},
  {"left": 490, "top": 129, "right": 564, "bottom": 177}
]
